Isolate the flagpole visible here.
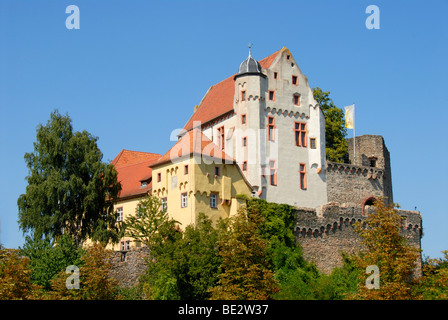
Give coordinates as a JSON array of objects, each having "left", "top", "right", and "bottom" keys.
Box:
[{"left": 353, "top": 103, "right": 356, "bottom": 165}]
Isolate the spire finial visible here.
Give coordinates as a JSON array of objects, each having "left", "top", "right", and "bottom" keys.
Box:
[{"left": 247, "top": 42, "right": 253, "bottom": 56}]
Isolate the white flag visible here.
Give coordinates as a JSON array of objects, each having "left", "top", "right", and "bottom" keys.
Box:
[{"left": 344, "top": 104, "right": 355, "bottom": 129}]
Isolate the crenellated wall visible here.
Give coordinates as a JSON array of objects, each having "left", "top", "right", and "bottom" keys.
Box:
[{"left": 294, "top": 203, "right": 423, "bottom": 275}]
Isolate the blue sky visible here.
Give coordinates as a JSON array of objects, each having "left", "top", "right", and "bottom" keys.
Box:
[{"left": 0, "top": 0, "right": 447, "bottom": 259}]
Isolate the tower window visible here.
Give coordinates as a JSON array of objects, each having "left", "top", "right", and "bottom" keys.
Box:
[
  {"left": 214, "top": 166, "right": 220, "bottom": 176},
  {"left": 210, "top": 193, "right": 217, "bottom": 209},
  {"left": 294, "top": 122, "right": 307, "bottom": 147},
  {"left": 241, "top": 114, "right": 246, "bottom": 124},
  {"left": 157, "top": 172, "right": 161, "bottom": 182},
  {"left": 274, "top": 72, "right": 278, "bottom": 79},
  {"left": 181, "top": 192, "right": 188, "bottom": 208},
  {"left": 242, "top": 137, "right": 247, "bottom": 147},
  {"left": 184, "top": 165, "right": 189, "bottom": 175},
  {"left": 299, "top": 163, "right": 307, "bottom": 190},
  {"left": 269, "top": 160, "right": 277, "bottom": 186},
  {"left": 267, "top": 116, "right": 275, "bottom": 141},
  {"left": 161, "top": 197, "right": 167, "bottom": 212},
  {"left": 293, "top": 94, "right": 301, "bottom": 106},
  {"left": 310, "top": 138, "right": 316, "bottom": 149},
  {"left": 269, "top": 90, "right": 275, "bottom": 101},
  {"left": 292, "top": 75, "right": 298, "bottom": 85},
  {"left": 242, "top": 161, "right": 247, "bottom": 171},
  {"left": 241, "top": 90, "right": 246, "bottom": 101}
]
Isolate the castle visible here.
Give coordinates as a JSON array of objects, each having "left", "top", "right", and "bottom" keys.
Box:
[{"left": 105, "top": 47, "right": 422, "bottom": 286}]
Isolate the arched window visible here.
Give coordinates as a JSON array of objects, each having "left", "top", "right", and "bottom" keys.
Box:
[{"left": 362, "top": 196, "right": 377, "bottom": 216}]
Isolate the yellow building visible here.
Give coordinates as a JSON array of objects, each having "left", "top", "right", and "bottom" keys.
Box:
[{"left": 150, "top": 129, "right": 253, "bottom": 229}]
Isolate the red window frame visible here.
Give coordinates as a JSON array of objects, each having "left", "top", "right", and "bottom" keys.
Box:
[
  {"left": 299, "top": 163, "right": 307, "bottom": 190},
  {"left": 267, "top": 116, "right": 275, "bottom": 141},
  {"left": 294, "top": 94, "right": 301, "bottom": 106},
  {"left": 294, "top": 122, "right": 307, "bottom": 147},
  {"left": 268, "top": 90, "right": 275, "bottom": 101},
  {"left": 292, "top": 75, "right": 298, "bottom": 85},
  {"left": 269, "top": 160, "right": 277, "bottom": 186}
]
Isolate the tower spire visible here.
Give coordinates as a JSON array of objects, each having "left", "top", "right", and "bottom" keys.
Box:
[{"left": 248, "top": 42, "right": 253, "bottom": 56}]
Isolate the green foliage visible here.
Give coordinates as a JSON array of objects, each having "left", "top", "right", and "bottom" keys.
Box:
[
  {"left": 209, "top": 208, "right": 280, "bottom": 300},
  {"left": 19, "top": 234, "right": 84, "bottom": 291},
  {"left": 312, "top": 87, "right": 348, "bottom": 162},
  {"left": 417, "top": 251, "right": 448, "bottom": 300},
  {"left": 349, "top": 199, "right": 422, "bottom": 300},
  {"left": 50, "top": 243, "right": 121, "bottom": 300},
  {"left": 17, "top": 110, "right": 121, "bottom": 246},
  {"left": 140, "top": 213, "right": 222, "bottom": 300},
  {"left": 122, "top": 194, "right": 179, "bottom": 248}
]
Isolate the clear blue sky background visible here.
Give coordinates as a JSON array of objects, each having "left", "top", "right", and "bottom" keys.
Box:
[{"left": 0, "top": 0, "right": 446, "bottom": 259}]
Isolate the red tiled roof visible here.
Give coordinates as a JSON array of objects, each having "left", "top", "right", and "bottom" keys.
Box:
[
  {"left": 150, "top": 129, "right": 234, "bottom": 167},
  {"left": 111, "top": 149, "right": 161, "bottom": 167},
  {"left": 111, "top": 150, "right": 162, "bottom": 200},
  {"left": 182, "top": 48, "right": 282, "bottom": 132}
]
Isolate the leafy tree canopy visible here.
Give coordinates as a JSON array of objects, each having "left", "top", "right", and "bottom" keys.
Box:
[
  {"left": 313, "top": 87, "right": 348, "bottom": 162},
  {"left": 17, "top": 110, "right": 121, "bottom": 246}
]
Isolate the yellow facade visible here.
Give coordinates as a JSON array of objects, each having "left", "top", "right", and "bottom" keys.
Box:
[{"left": 151, "top": 155, "right": 252, "bottom": 230}]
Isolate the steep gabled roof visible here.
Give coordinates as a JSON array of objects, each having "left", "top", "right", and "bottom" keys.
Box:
[
  {"left": 111, "top": 150, "right": 162, "bottom": 200},
  {"left": 182, "top": 48, "right": 283, "bottom": 132},
  {"left": 150, "top": 129, "right": 234, "bottom": 168},
  {"left": 111, "top": 149, "right": 161, "bottom": 168}
]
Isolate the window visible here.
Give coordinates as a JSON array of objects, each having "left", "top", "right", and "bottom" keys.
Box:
[
  {"left": 136, "top": 204, "right": 145, "bottom": 219},
  {"left": 267, "top": 116, "right": 275, "bottom": 141},
  {"left": 269, "top": 160, "right": 277, "bottom": 186},
  {"left": 141, "top": 181, "right": 148, "bottom": 188},
  {"left": 287, "top": 54, "right": 290, "bottom": 60},
  {"left": 214, "top": 166, "right": 220, "bottom": 176},
  {"left": 210, "top": 193, "right": 217, "bottom": 209},
  {"left": 116, "top": 207, "right": 123, "bottom": 222},
  {"left": 274, "top": 72, "right": 278, "bottom": 79},
  {"left": 292, "top": 75, "right": 298, "bottom": 85},
  {"left": 181, "top": 192, "right": 188, "bottom": 208},
  {"left": 184, "top": 165, "right": 189, "bottom": 175},
  {"left": 125, "top": 240, "right": 130, "bottom": 250},
  {"left": 217, "top": 126, "right": 225, "bottom": 150},
  {"left": 310, "top": 138, "right": 316, "bottom": 149},
  {"left": 241, "top": 114, "right": 246, "bottom": 124},
  {"left": 294, "top": 122, "right": 307, "bottom": 147},
  {"left": 293, "top": 94, "right": 301, "bottom": 106},
  {"left": 242, "top": 161, "right": 247, "bottom": 171},
  {"left": 299, "top": 163, "right": 307, "bottom": 190},
  {"left": 269, "top": 90, "right": 275, "bottom": 101},
  {"left": 161, "top": 197, "right": 167, "bottom": 212},
  {"left": 157, "top": 172, "right": 161, "bottom": 182},
  {"left": 242, "top": 137, "right": 247, "bottom": 147},
  {"left": 120, "top": 241, "right": 125, "bottom": 251},
  {"left": 241, "top": 90, "right": 246, "bottom": 101}
]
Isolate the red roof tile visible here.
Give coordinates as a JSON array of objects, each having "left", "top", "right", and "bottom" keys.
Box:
[
  {"left": 182, "top": 49, "right": 282, "bottom": 132},
  {"left": 150, "top": 129, "right": 234, "bottom": 167},
  {"left": 111, "top": 149, "right": 161, "bottom": 168},
  {"left": 111, "top": 150, "right": 161, "bottom": 200}
]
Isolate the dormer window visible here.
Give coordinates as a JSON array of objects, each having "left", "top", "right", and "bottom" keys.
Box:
[{"left": 141, "top": 181, "right": 148, "bottom": 188}]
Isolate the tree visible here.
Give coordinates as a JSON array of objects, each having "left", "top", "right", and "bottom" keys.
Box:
[
  {"left": 312, "top": 87, "right": 348, "bottom": 162},
  {"left": 19, "top": 234, "right": 84, "bottom": 291},
  {"left": 17, "top": 110, "right": 121, "bottom": 246},
  {"left": 0, "top": 249, "right": 44, "bottom": 299},
  {"left": 349, "top": 199, "right": 422, "bottom": 300},
  {"left": 122, "top": 194, "right": 179, "bottom": 248},
  {"left": 137, "top": 212, "right": 222, "bottom": 300},
  {"left": 209, "top": 208, "right": 280, "bottom": 300},
  {"left": 417, "top": 251, "right": 448, "bottom": 300},
  {"left": 50, "top": 243, "right": 120, "bottom": 300}
]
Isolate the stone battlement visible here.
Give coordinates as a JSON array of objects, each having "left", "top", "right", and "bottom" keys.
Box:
[{"left": 294, "top": 203, "right": 422, "bottom": 275}]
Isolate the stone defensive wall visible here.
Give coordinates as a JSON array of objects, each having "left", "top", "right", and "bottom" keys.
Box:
[
  {"left": 326, "top": 161, "right": 393, "bottom": 206},
  {"left": 294, "top": 203, "right": 423, "bottom": 275}
]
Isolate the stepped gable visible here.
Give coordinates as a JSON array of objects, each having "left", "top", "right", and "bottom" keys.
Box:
[{"left": 182, "top": 48, "right": 282, "bottom": 132}]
